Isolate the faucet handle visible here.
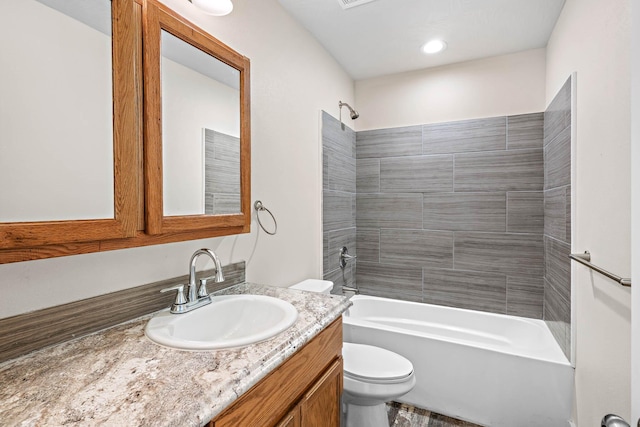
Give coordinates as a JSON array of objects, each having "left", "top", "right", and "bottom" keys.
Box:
[
  {"left": 197, "top": 278, "right": 209, "bottom": 298},
  {"left": 161, "top": 284, "right": 187, "bottom": 305}
]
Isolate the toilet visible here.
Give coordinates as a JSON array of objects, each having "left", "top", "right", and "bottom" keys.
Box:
[{"left": 289, "top": 280, "right": 416, "bottom": 427}]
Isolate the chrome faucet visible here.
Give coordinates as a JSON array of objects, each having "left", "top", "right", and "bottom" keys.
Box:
[{"left": 161, "top": 248, "right": 225, "bottom": 314}]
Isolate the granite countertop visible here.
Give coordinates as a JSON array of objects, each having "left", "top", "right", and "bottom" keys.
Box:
[{"left": 0, "top": 283, "right": 351, "bottom": 427}]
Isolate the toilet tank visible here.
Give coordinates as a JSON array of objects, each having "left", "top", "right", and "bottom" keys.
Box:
[{"left": 289, "top": 279, "right": 333, "bottom": 294}]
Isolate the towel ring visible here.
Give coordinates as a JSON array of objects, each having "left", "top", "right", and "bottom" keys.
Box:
[{"left": 254, "top": 200, "right": 277, "bottom": 235}]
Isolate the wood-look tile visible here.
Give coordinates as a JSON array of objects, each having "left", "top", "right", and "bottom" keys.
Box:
[
  {"left": 380, "top": 229, "right": 454, "bottom": 269},
  {"left": 211, "top": 194, "right": 241, "bottom": 215},
  {"left": 507, "top": 276, "right": 544, "bottom": 319},
  {"left": 356, "top": 194, "right": 423, "bottom": 229},
  {"left": 387, "top": 402, "right": 483, "bottom": 427},
  {"left": 454, "top": 149, "right": 543, "bottom": 192},
  {"left": 208, "top": 129, "right": 240, "bottom": 161},
  {"left": 323, "top": 150, "right": 329, "bottom": 190},
  {"left": 356, "top": 158, "right": 380, "bottom": 193},
  {"left": 323, "top": 232, "right": 330, "bottom": 275},
  {"left": 324, "top": 191, "right": 355, "bottom": 230},
  {"left": 0, "top": 262, "right": 246, "bottom": 363},
  {"left": 324, "top": 264, "right": 355, "bottom": 293},
  {"left": 356, "top": 262, "right": 423, "bottom": 301},
  {"left": 544, "top": 278, "right": 571, "bottom": 360},
  {"left": 544, "top": 187, "right": 568, "bottom": 242},
  {"left": 423, "top": 268, "right": 506, "bottom": 314},
  {"left": 544, "top": 77, "right": 571, "bottom": 145},
  {"left": 566, "top": 186, "right": 572, "bottom": 241},
  {"left": 507, "top": 113, "right": 544, "bottom": 150},
  {"left": 326, "top": 148, "right": 356, "bottom": 193},
  {"left": 205, "top": 130, "right": 240, "bottom": 195},
  {"left": 544, "top": 125, "right": 571, "bottom": 190},
  {"left": 423, "top": 192, "right": 506, "bottom": 232},
  {"left": 507, "top": 191, "right": 544, "bottom": 234},
  {"left": 327, "top": 227, "right": 356, "bottom": 272},
  {"left": 356, "top": 126, "right": 422, "bottom": 159},
  {"left": 454, "top": 232, "right": 544, "bottom": 277},
  {"left": 322, "top": 110, "right": 355, "bottom": 158},
  {"left": 544, "top": 236, "right": 571, "bottom": 305},
  {"left": 356, "top": 228, "right": 380, "bottom": 263},
  {"left": 380, "top": 155, "right": 453, "bottom": 193},
  {"left": 422, "top": 117, "right": 506, "bottom": 155}
]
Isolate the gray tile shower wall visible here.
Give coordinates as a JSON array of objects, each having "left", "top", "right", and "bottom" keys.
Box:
[
  {"left": 322, "top": 112, "right": 357, "bottom": 294},
  {"left": 204, "top": 129, "right": 241, "bottom": 215},
  {"left": 543, "top": 77, "right": 572, "bottom": 359},
  {"left": 354, "top": 113, "right": 546, "bottom": 318}
]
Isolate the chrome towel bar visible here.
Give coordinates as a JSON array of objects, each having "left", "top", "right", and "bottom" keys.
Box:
[{"left": 569, "top": 251, "right": 631, "bottom": 287}]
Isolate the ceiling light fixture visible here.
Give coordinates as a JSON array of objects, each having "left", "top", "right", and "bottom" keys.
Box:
[
  {"left": 189, "top": 0, "right": 233, "bottom": 16},
  {"left": 421, "top": 39, "right": 447, "bottom": 54}
]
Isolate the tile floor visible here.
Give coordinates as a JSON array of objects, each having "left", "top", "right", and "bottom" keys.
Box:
[{"left": 387, "top": 402, "right": 484, "bottom": 427}]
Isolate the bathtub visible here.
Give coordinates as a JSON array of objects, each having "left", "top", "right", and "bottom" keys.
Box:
[{"left": 342, "top": 295, "right": 574, "bottom": 427}]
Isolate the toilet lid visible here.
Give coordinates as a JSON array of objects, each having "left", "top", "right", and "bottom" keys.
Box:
[{"left": 342, "top": 342, "right": 414, "bottom": 383}]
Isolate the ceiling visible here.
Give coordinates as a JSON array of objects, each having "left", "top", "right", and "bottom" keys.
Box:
[{"left": 277, "top": 0, "right": 566, "bottom": 80}]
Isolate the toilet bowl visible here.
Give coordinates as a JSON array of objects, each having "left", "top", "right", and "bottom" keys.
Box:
[
  {"left": 288, "top": 279, "right": 416, "bottom": 427},
  {"left": 342, "top": 342, "right": 415, "bottom": 427}
]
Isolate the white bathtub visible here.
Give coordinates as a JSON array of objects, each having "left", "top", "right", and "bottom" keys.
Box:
[{"left": 342, "top": 295, "right": 574, "bottom": 427}]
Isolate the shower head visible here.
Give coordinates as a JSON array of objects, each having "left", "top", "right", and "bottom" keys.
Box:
[{"left": 339, "top": 101, "right": 359, "bottom": 120}]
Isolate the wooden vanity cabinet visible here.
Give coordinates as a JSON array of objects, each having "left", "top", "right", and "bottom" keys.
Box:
[{"left": 210, "top": 318, "right": 343, "bottom": 427}]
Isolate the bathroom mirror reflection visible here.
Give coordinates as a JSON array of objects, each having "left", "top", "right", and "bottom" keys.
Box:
[
  {"left": 161, "top": 30, "right": 241, "bottom": 217},
  {"left": 0, "top": 0, "right": 114, "bottom": 222}
]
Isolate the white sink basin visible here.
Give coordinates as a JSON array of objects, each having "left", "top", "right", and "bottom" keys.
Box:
[{"left": 145, "top": 295, "right": 298, "bottom": 350}]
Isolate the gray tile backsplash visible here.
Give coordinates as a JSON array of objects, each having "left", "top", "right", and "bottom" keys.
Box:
[
  {"left": 543, "top": 76, "right": 572, "bottom": 360},
  {"left": 352, "top": 113, "right": 545, "bottom": 318},
  {"left": 507, "top": 192, "right": 544, "bottom": 234},
  {"left": 379, "top": 229, "right": 454, "bottom": 269},
  {"left": 454, "top": 149, "right": 544, "bottom": 192},
  {"left": 507, "top": 113, "right": 544, "bottom": 150},
  {"left": 422, "top": 268, "right": 507, "bottom": 313},
  {"left": 356, "top": 262, "right": 423, "bottom": 302},
  {"left": 356, "top": 159, "right": 380, "bottom": 193},
  {"left": 356, "top": 194, "right": 423, "bottom": 229},
  {"left": 323, "top": 89, "right": 571, "bottom": 341},
  {"left": 322, "top": 112, "right": 358, "bottom": 291},
  {"left": 380, "top": 155, "right": 453, "bottom": 193},
  {"left": 423, "top": 117, "right": 506, "bottom": 155},
  {"left": 423, "top": 192, "right": 506, "bottom": 232},
  {"left": 204, "top": 129, "right": 241, "bottom": 215},
  {"left": 356, "top": 125, "right": 422, "bottom": 159},
  {"left": 507, "top": 276, "right": 544, "bottom": 318},
  {"left": 454, "top": 232, "right": 544, "bottom": 277}
]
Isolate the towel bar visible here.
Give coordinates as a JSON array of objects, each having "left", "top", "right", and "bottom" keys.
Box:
[{"left": 569, "top": 251, "right": 631, "bottom": 287}]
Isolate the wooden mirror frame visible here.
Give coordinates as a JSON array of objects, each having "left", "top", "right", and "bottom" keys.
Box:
[
  {"left": 143, "top": 0, "right": 251, "bottom": 236},
  {"left": 0, "top": 0, "right": 138, "bottom": 251}
]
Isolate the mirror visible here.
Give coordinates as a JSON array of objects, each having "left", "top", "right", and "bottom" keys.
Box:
[
  {"left": 144, "top": 0, "right": 250, "bottom": 235},
  {"left": 0, "top": 0, "right": 113, "bottom": 222},
  {"left": 0, "top": 0, "right": 137, "bottom": 251},
  {"left": 161, "top": 30, "right": 241, "bottom": 216}
]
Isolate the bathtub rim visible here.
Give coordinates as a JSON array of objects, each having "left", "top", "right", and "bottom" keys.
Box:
[{"left": 343, "top": 294, "right": 573, "bottom": 367}]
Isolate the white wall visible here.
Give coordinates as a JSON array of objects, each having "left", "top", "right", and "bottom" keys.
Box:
[
  {"left": 546, "top": 0, "right": 632, "bottom": 424},
  {"left": 354, "top": 48, "right": 546, "bottom": 131},
  {"left": 0, "top": 0, "right": 354, "bottom": 319},
  {"left": 0, "top": 0, "right": 113, "bottom": 222}
]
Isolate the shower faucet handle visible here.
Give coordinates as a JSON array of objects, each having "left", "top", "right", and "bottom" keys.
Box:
[{"left": 339, "top": 246, "right": 357, "bottom": 269}]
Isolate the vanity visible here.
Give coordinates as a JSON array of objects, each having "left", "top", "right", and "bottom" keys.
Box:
[{"left": 0, "top": 283, "right": 350, "bottom": 426}]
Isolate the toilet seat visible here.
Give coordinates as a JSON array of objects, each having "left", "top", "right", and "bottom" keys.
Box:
[{"left": 343, "top": 342, "right": 414, "bottom": 384}]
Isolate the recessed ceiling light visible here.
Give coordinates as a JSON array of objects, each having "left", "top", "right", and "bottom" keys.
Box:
[{"left": 422, "top": 39, "right": 447, "bottom": 54}]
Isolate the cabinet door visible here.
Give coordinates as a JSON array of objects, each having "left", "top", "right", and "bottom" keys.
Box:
[
  {"left": 299, "top": 358, "right": 343, "bottom": 427},
  {"left": 276, "top": 406, "right": 300, "bottom": 427}
]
